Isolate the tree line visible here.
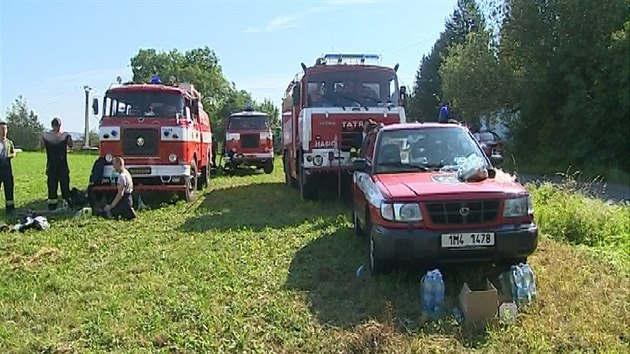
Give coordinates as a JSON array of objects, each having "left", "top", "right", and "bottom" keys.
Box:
[
  {"left": 408, "top": 0, "right": 629, "bottom": 174},
  {"left": 4, "top": 46, "right": 281, "bottom": 151}
]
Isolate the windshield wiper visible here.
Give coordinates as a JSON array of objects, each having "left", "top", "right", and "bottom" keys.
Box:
[
  {"left": 378, "top": 161, "right": 430, "bottom": 171},
  {"left": 338, "top": 94, "right": 368, "bottom": 111}
]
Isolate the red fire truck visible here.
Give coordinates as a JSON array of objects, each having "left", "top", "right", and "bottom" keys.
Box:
[
  {"left": 223, "top": 106, "right": 274, "bottom": 174},
  {"left": 281, "top": 54, "right": 408, "bottom": 200},
  {"left": 90, "top": 77, "right": 213, "bottom": 202}
]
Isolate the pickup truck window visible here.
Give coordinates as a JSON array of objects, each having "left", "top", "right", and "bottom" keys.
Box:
[{"left": 374, "top": 127, "right": 485, "bottom": 173}]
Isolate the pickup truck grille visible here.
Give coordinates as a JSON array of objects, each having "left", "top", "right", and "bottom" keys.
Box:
[
  {"left": 425, "top": 200, "right": 500, "bottom": 225},
  {"left": 123, "top": 128, "right": 159, "bottom": 156},
  {"left": 240, "top": 134, "right": 259, "bottom": 149}
]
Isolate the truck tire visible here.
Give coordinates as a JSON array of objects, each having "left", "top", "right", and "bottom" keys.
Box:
[
  {"left": 299, "top": 166, "right": 317, "bottom": 200},
  {"left": 283, "top": 153, "right": 297, "bottom": 188},
  {"left": 263, "top": 160, "right": 274, "bottom": 174},
  {"left": 179, "top": 161, "right": 198, "bottom": 202}
]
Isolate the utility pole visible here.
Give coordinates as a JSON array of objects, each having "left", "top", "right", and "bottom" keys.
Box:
[{"left": 83, "top": 85, "right": 92, "bottom": 149}]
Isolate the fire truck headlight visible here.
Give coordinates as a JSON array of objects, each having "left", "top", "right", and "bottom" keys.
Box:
[
  {"left": 105, "top": 153, "right": 113, "bottom": 163},
  {"left": 168, "top": 153, "right": 178, "bottom": 163},
  {"left": 306, "top": 155, "right": 313, "bottom": 162},
  {"left": 313, "top": 155, "right": 324, "bottom": 166}
]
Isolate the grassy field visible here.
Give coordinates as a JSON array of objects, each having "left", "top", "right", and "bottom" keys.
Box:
[{"left": 0, "top": 152, "right": 628, "bottom": 353}]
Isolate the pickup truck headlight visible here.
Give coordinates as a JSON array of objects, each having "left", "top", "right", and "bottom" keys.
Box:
[
  {"left": 380, "top": 202, "right": 422, "bottom": 222},
  {"left": 503, "top": 196, "right": 534, "bottom": 217}
]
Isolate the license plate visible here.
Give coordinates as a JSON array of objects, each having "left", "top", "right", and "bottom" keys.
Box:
[
  {"left": 127, "top": 167, "right": 151, "bottom": 175},
  {"left": 441, "top": 232, "right": 495, "bottom": 248}
]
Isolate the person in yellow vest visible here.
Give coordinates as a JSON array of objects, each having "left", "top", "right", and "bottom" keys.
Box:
[{"left": 0, "top": 121, "right": 16, "bottom": 214}]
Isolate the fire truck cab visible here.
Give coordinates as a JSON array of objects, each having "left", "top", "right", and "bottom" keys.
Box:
[
  {"left": 282, "top": 54, "right": 407, "bottom": 200},
  {"left": 91, "top": 77, "right": 213, "bottom": 202},
  {"left": 224, "top": 106, "right": 274, "bottom": 174}
]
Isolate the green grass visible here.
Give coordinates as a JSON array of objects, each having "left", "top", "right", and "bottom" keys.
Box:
[
  {"left": 529, "top": 181, "right": 630, "bottom": 273},
  {"left": 1, "top": 152, "right": 629, "bottom": 353}
]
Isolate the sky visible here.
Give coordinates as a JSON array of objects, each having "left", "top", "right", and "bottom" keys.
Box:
[{"left": 0, "top": 0, "right": 458, "bottom": 134}]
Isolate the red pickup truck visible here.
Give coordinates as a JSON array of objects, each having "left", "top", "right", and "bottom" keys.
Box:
[{"left": 351, "top": 122, "right": 538, "bottom": 274}]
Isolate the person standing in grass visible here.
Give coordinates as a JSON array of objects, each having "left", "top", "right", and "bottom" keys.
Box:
[
  {"left": 0, "top": 121, "right": 16, "bottom": 215},
  {"left": 40, "top": 117, "right": 73, "bottom": 210},
  {"left": 103, "top": 156, "right": 137, "bottom": 220}
]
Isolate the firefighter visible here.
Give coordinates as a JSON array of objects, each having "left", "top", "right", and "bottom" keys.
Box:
[
  {"left": 103, "top": 156, "right": 137, "bottom": 220},
  {"left": 41, "top": 117, "right": 73, "bottom": 210},
  {"left": 0, "top": 121, "right": 16, "bottom": 214},
  {"left": 211, "top": 136, "right": 218, "bottom": 168},
  {"left": 350, "top": 119, "right": 378, "bottom": 158}
]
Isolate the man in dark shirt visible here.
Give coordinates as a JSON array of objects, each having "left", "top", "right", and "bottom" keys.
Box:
[{"left": 40, "top": 117, "right": 73, "bottom": 210}]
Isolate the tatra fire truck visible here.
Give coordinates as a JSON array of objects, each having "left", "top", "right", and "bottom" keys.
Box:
[
  {"left": 91, "top": 78, "right": 213, "bottom": 202},
  {"left": 281, "top": 54, "right": 408, "bottom": 200},
  {"left": 224, "top": 106, "right": 274, "bottom": 174}
]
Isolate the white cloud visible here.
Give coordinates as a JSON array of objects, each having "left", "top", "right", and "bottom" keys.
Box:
[
  {"left": 246, "top": 14, "right": 300, "bottom": 33},
  {"left": 245, "top": 1, "right": 381, "bottom": 33}
]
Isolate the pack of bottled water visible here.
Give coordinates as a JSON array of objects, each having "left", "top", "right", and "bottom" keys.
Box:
[
  {"left": 499, "top": 263, "right": 537, "bottom": 307},
  {"left": 456, "top": 154, "right": 488, "bottom": 182},
  {"left": 421, "top": 269, "right": 445, "bottom": 319}
]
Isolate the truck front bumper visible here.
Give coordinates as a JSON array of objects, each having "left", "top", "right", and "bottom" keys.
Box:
[{"left": 371, "top": 223, "right": 538, "bottom": 264}]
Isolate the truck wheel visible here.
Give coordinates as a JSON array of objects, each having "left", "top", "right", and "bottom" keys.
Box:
[
  {"left": 263, "top": 160, "right": 274, "bottom": 174},
  {"left": 369, "top": 236, "right": 390, "bottom": 275},
  {"left": 180, "top": 161, "right": 198, "bottom": 202},
  {"left": 199, "top": 165, "right": 210, "bottom": 190},
  {"left": 352, "top": 208, "right": 364, "bottom": 236},
  {"left": 367, "top": 215, "right": 390, "bottom": 275},
  {"left": 299, "top": 166, "right": 317, "bottom": 200},
  {"left": 283, "top": 154, "right": 297, "bottom": 188}
]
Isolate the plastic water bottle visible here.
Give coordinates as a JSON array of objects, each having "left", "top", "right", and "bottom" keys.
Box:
[
  {"left": 421, "top": 269, "right": 444, "bottom": 318},
  {"left": 510, "top": 265, "right": 526, "bottom": 306},
  {"left": 434, "top": 270, "right": 445, "bottom": 316},
  {"left": 520, "top": 263, "right": 537, "bottom": 301}
]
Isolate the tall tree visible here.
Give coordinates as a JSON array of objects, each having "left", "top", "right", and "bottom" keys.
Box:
[
  {"left": 253, "top": 98, "right": 280, "bottom": 129},
  {"left": 130, "top": 47, "right": 231, "bottom": 116},
  {"left": 408, "top": 0, "right": 485, "bottom": 122},
  {"left": 4, "top": 96, "right": 44, "bottom": 150},
  {"left": 499, "top": 0, "right": 629, "bottom": 171},
  {"left": 440, "top": 30, "right": 504, "bottom": 129}
]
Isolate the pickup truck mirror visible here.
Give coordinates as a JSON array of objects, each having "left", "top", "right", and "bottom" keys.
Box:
[
  {"left": 352, "top": 158, "right": 369, "bottom": 172},
  {"left": 292, "top": 85, "right": 301, "bottom": 106},
  {"left": 192, "top": 99, "right": 200, "bottom": 115},
  {"left": 490, "top": 154, "right": 504, "bottom": 167},
  {"left": 400, "top": 86, "right": 408, "bottom": 108}
]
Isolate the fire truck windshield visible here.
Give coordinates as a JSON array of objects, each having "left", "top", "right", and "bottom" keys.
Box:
[
  {"left": 104, "top": 91, "right": 185, "bottom": 117},
  {"left": 228, "top": 115, "right": 269, "bottom": 130},
  {"left": 306, "top": 70, "right": 398, "bottom": 108}
]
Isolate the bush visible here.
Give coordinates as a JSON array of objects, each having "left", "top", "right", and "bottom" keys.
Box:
[{"left": 529, "top": 180, "right": 630, "bottom": 271}]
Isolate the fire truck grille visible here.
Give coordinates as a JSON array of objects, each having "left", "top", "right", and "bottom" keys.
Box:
[
  {"left": 123, "top": 128, "right": 159, "bottom": 156},
  {"left": 425, "top": 200, "right": 500, "bottom": 225},
  {"left": 240, "top": 134, "right": 259, "bottom": 149},
  {"left": 341, "top": 131, "right": 361, "bottom": 151}
]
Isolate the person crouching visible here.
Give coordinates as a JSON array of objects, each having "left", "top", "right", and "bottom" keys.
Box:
[{"left": 103, "top": 156, "right": 137, "bottom": 220}]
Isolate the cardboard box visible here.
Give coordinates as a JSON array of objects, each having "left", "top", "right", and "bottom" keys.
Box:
[{"left": 458, "top": 279, "right": 499, "bottom": 325}]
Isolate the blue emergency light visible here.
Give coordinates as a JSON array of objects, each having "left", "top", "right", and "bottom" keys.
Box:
[{"left": 151, "top": 75, "right": 162, "bottom": 84}]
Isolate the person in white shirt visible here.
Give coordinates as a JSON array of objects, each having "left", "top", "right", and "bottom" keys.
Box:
[{"left": 103, "top": 156, "right": 137, "bottom": 220}]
